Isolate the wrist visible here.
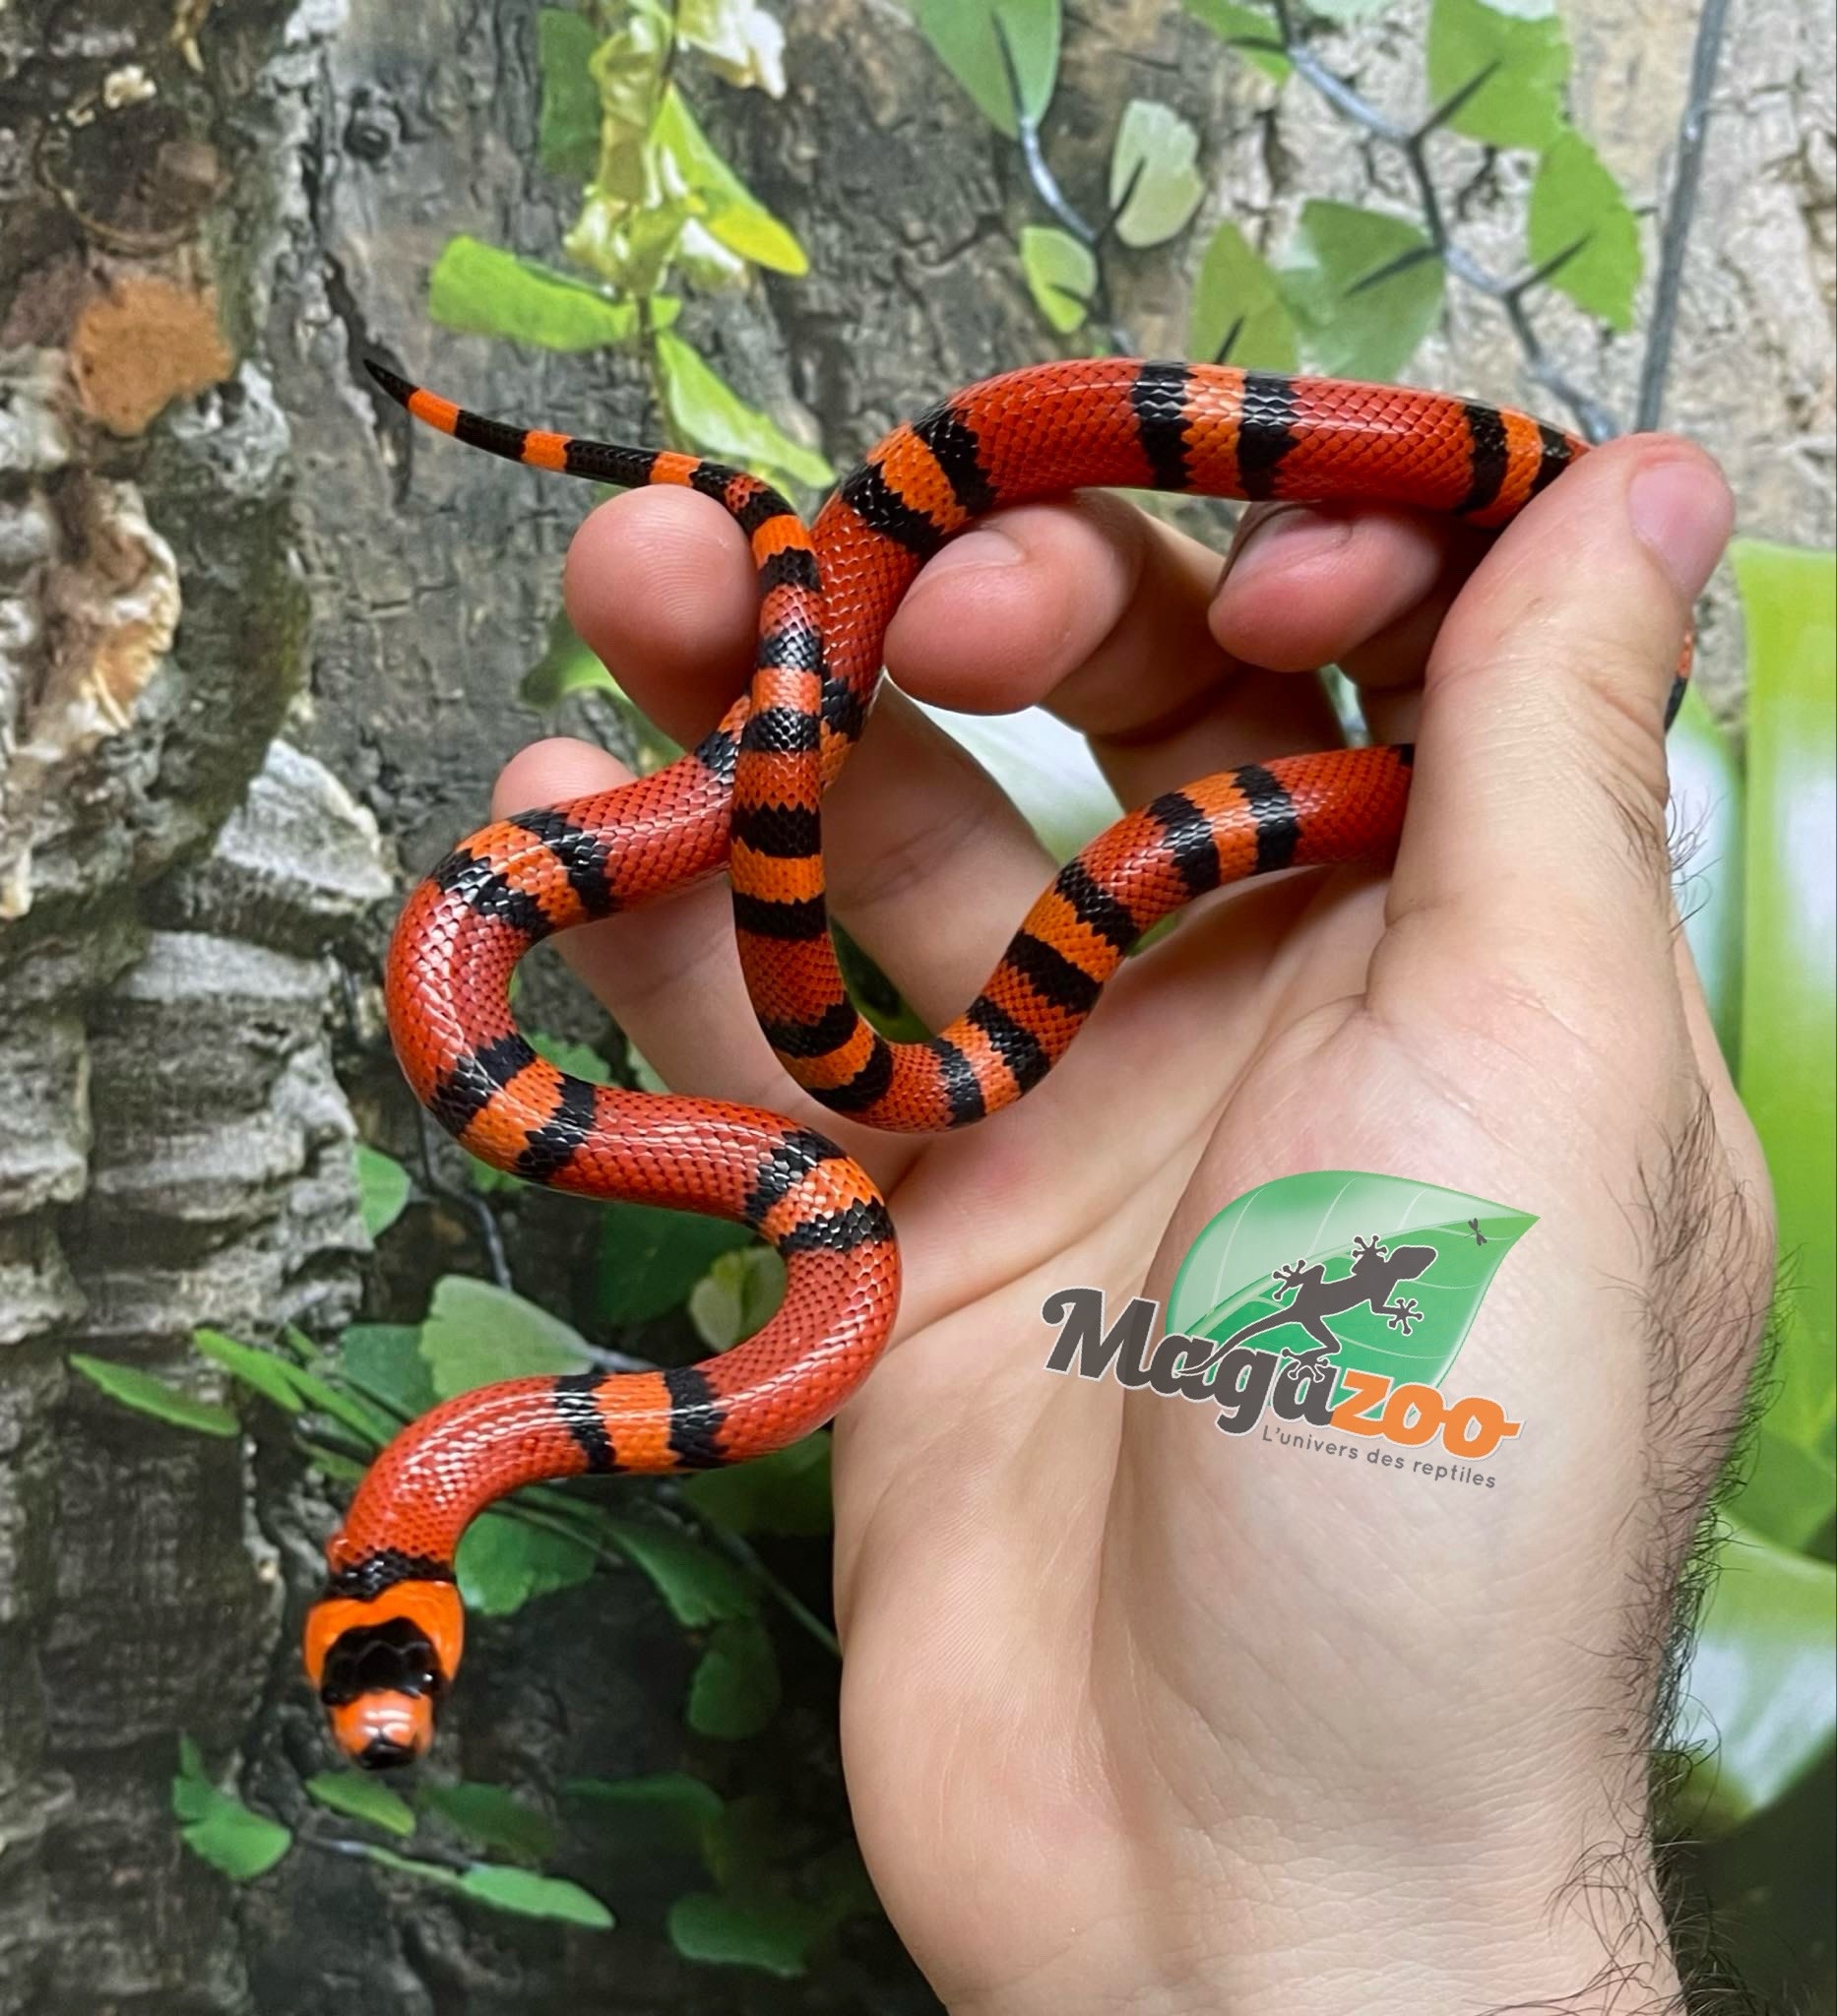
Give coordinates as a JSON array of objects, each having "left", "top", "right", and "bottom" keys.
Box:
[{"left": 944, "top": 1828, "right": 1683, "bottom": 2016}]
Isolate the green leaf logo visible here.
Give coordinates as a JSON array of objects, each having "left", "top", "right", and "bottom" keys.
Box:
[{"left": 1167, "top": 1170, "right": 1537, "bottom": 1396}]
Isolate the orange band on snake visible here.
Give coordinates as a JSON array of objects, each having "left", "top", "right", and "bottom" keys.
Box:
[{"left": 307, "top": 358, "right": 1685, "bottom": 1766}]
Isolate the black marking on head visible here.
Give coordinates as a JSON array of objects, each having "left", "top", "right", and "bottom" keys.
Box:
[
  {"left": 757, "top": 999, "right": 858, "bottom": 1062},
  {"left": 1237, "top": 373, "right": 1300, "bottom": 499},
  {"left": 732, "top": 891, "right": 829, "bottom": 941},
  {"left": 327, "top": 1551, "right": 455, "bottom": 1603},
  {"left": 730, "top": 801, "right": 821, "bottom": 858},
  {"left": 840, "top": 459, "right": 945, "bottom": 559},
  {"left": 1234, "top": 763, "right": 1301, "bottom": 874},
  {"left": 912, "top": 400, "right": 998, "bottom": 518},
  {"left": 1529, "top": 422, "right": 1574, "bottom": 499},
  {"left": 927, "top": 1035, "right": 987, "bottom": 1126},
  {"left": 320, "top": 1616, "right": 445, "bottom": 1708},
  {"left": 507, "top": 807, "right": 618, "bottom": 920},
  {"left": 1003, "top": 931, "right": 1103, "bottom": 1017},
  {"left": 1456, "top": 403, "right": 1510, "bottom": 516},
  {"left": 1148, "top": 788, "right": 1223, "bottom": 898},
  {"left": 808, "top": 1035, "right": 895, "bottom": 1114},
  {"left": 430, "top": 847, "right": 549, "bottom": 940},
  {"left": 777, "top": 1196, "right": 896, "bottom": 1255},
  {"left": 552, "top": 1369, "right": 618, "bottom": 1472},
  {"left": 739, "top": 704, "right": 822, "bottom": 756},
  {"left": 664, "top": 1365, "right": 728, "bottom": 1470},
  {"left": 741, "top": 1126, "right": 844, "bottom": 1224},
  {"left": 966, "top": 995, "right": 1050, "bottom": 1093},
  {"left": 1052, "top": 859, "right": 1139, "bottom": 955},
  {"left": 821, "top": 677, "right": 867, "bottom": 744},
  {"left": 760, "top": 546, "right": 822, "bottom": 594},
  {"left": 428, "top": 1032, "right": 539, "bottom": 1139},
  {"left": 1131, "top": 361, "right": 1192, "bottom": 489},
  {"left": 515, "top": 1071, "right": 599, "bottom": 1183}
]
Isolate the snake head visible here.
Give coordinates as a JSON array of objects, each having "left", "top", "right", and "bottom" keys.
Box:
[{"left": 303, "top": 1577, "right": 464, "bottom": 1770}]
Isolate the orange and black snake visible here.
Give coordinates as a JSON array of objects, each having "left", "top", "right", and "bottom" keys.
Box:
[{"left": 305, "top": 357, "right": 1686, "bottom": 1767}]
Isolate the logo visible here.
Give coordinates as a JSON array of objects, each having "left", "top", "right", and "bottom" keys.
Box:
[{"left": 1043, "top": 1171, "right": 1535, "bottom": 1477}]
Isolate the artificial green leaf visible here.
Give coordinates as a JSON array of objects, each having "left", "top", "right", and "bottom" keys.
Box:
[
  {"left": 1528, "top": 129, "right": 1640, "bottom": 332},
  {"left": 1018, "top": 224, "right": 1096, "bottom": 335},
  {"left": 654, "top": 86, "right": 807, "bottom": 275},
  {"left": 428, "top": 237, "right": 644, "bottom": 352},
  {"left": 1190, "top": 219, "right": 1299, "bottom": 370},
  {"left": 687, "top": 1618, "right": 781, "bottom": 1737},
  {"left": 679, "top": 1435, "right": 833, "bottom": 1538},
  {"left": 596, "top": 1200, "right": 753, "bottom": 1325},
  {"left": 914, "top": 701, "right": 1118, "bottom": 864},
  {"left": 305, "top": 1771, "right": 415, "bottom": 1838},
  {"left": 418, "top": 1781, "right": 558, "bottom": 1863},
  {"left": 171, "top": 1740, "right": 291, "bottom": 1880},
  {"left": 688, "top": 1246, "right": 786, "bottom": 1351},
  {"left": 654, "top": 333, "right": 832, "bottom": 489},
  {"left": 1180, "top": 0, "right": 1291, "bottom": 83},
  {"left": 192, "top": 1329, "right": 304, "bottom": 1417},
  {"left": 565, "top": 1772, "right": 724, "bottom": 1858},
  {"left": 915, "top": 0, "right": 1061, "bottom": 136},
  {"left": 678, "top": 0, "right": 787, "bottom": 94},
  {"left": 339, "top": 1324, "right": 436, "bottom": 1419},
  {"left": 537, "top": 8, "right": 602, "bottom": 179},
  {"left": 1676, "top": 1521, "right": 1837, "bottom": 1831},
  {"left": 1667, "top": 685, "right": 1743, "bottom": 1066},
  {"left": 1425, "top": 0, "right": 1569, "bottom": 153},
  {"left": 667, "top": 1891, "right": 824, "bottom": 1977},
  {"left": 1280, "top": 201, "right": 1444, "bottom": 381},
  {"left": 363, "top": 1846, "right": 613, "bottom": 1927},
  {"left": 353, "top": 1143, "right": 412, "bottom": 1239},
  {"left": 604, "top": 1516, "right": 758, "bottom": 1626},
  {"left": 1109, "top": 100, "right": 1204, "bottom": 250},
  {"left": 1167, "top": 1170, "right": 1538, "bottom": 1399},
  {"left": 302, "top": 1442, "right": 367, "bottom": 1485},
  {"left": 1305, "top": 0, "right": 1391, "bottom": 16},
  {"left": 1732, "top": 538, "right": 1837, "bottom": 1547},
  {"left": 70, "top": 1354, "right": 237, "bottom": 1438},
  {"left": 420, "top": 1276, "right": 593, "bottom": 1400},
  {"left": 455, "top": 1510, "right": 598, "bottom": 1616}
]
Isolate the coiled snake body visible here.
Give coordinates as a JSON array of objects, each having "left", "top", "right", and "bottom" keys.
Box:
[{"left": 306, "top": 358, "right": 1670, "bottom": 1766}]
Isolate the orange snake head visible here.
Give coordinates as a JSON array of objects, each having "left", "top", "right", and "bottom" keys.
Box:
[{"left": 303, "top": 1579, "right": 464, "bottom": 1770}]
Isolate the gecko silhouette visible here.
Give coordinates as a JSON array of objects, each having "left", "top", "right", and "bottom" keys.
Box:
[{"left": 1181, "top": 1234, "right": 1436, "bottom": 1383}]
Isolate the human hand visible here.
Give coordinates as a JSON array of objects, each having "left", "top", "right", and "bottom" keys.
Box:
[{"left": 493, "top": 430, "right": 1769, "bottom": 2015}]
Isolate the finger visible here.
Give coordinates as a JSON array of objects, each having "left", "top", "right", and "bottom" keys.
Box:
[
  {"left": 884, "top": 492, "right": 1341, "bottom": 809},
  {"left": 562, "top": 495, "right": 1058, "bottom": 1028},
  {"left": 1379, "top": 436, "right": 1733, "bottom": 975}
]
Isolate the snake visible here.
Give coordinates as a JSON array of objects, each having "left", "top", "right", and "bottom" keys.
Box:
[{"left": 306, "top": 356, "right": 1684, "bottom": 1768}]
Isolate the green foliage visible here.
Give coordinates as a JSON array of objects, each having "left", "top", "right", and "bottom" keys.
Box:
[
  {"left": 455, "top": 1511, "right": 598, "bottom": 1617},
  {"left": 537, "top": 9, "right": 602, "bottom": 178},
  {"left": 680, "top": 1436, "right": 833, "bottom": 1539},
  {"left": 418, "top": 1781, "right": 560, "bottom": 1863},
  {"left": 666, "top": 1890, "right": 828, "bottom": 1977},
  {"left": 1019, "top": 224, "right": 1096, "bottom": 334},
  {"left": 1180, "top": 0, "right": 1291, "bottom": 83},
  {"left": 1729, "top": 540, "right": 1837, "bottom": 1550},
  {"left": 688, "top": 1618, "right": 782, "bottom": 1737},
  {"left": 70, "top": 1354, "right": 237, "bottom": 1438},
  {"left": 173, "top": 1738, "right": 291, "bottom": 1880},
  {"left": 653, "top": 87, "right": 806, "bottom": 275},
  {"left": 364, "top": 1846, "right": 614, "bottom": 1927},
  {"left": 1190, "top": 220, "right": 1299, "bottom": 369},
  {"left": 915, "top": 0, "right": 1062, "bottom": 136},
  {"left": 428, "top": 236, "right": 656, "bottom": 351},
  {"left": 596, "top": 1199, "right": 754, "bottom": 1325},
  {"left": 339, "top": 1324, "right": 436, "bottom": 1418},
  {"left": 1279, "top": 202, "right": 1445, "bottom": 381},
  {"left": 1109, "top": 100, "right": 1204, "bottom": 250},
  {"left": 193, "top": 1327, "right": 306, "bottom": 1417},
  {"left": 1426, "top": 0, "right": 1570, "bottom": 152},
  {"left": 305, "top": 1771, "right": 416, "bottom": 1838},
  {"left": 1529, "top": 129, "right": 1640, "bottom": 331},
  {"left": 420, "top": 1275, "right": 594, "bottom": 1399},
  {"left": 688, "top": 1244, "right": 786, "bottom": 1349},
  {"left": 566, "top": 1770, "right": 725, "bottom": 1857},
  {"left": 354, "top": 1144, "right": 412, "bottom": 1238},
  {"left": 653, "top": 330, "right": 833, "bottom": 490},
  {"left": 604, "top": 1516, "right": 759, "bottom": 1627}
]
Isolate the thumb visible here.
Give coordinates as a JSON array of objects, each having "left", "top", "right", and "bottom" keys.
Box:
[{"left": 1382, "top": 435, "right": 1732, "bottom": 978}]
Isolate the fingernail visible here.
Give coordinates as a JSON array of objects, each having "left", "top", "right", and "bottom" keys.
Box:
[
  {"left": 1627, "top": 455, "right": 1732, "bottom": 602},
  {"left": 1224, "top": 508, "right": 1351, "bottom": 589},
  {"left": 913, "top": 526, "right": 1026, "bottom": 586}
]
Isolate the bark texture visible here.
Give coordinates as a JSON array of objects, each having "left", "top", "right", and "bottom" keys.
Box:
[{"left": 0, "top": 0, "right": 1830, "bottom": 2010}]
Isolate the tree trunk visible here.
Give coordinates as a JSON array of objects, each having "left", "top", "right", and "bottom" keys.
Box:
[{"left": 0, "top": 0, "right": 1829, "bottom": 2009}]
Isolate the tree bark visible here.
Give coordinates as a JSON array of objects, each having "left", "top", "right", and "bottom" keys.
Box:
[{"left": 0, "top": 0, "right": 1829, "bottom": 2010}]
